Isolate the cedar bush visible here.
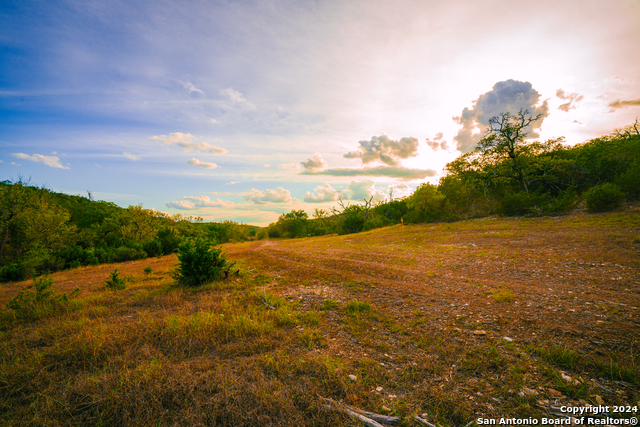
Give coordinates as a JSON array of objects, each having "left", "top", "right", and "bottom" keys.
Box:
[{"left": 172, "top": 238, "right": 235, "bottom": 286}]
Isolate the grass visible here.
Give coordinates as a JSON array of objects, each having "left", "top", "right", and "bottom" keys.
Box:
[{"left": 1, "top": 208, "right": 639, "bottom": 425}]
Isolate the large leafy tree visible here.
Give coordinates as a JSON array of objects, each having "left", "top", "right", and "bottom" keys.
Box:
[{"left": 475, "top": 109, "right": 543, "bottom": 193}]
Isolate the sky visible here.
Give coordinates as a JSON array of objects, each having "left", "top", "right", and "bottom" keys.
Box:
[{"left": 2, "top": 0, "right": 640, "bottom": 226}]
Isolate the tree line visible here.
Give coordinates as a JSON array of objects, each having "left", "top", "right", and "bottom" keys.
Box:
[
  {"left": 2, "top": 113, "right": 638, "bottom": 281},
  {"left": 260, "top": 113, "right": 639, "bottom": 238},
  {"left": 0, "top": 183, "right": 256, "bottom": 282}
]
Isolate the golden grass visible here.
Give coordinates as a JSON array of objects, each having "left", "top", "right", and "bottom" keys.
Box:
[{"left": 1, "top": 208, "right": 639, "bottom": 426}]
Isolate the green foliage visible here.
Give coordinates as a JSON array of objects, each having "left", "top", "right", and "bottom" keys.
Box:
[
  {"left": 0, "top": 262, "right": 26, "bottom": 282},
  {"left": 172, "top": 238, "right": 235, "bottom": 286},
  {"left": 143, "top": 238, "right": 163, "bottom": 257},
  {"left": 7, "top": 276, "right": 78, "bottom": 320},
  {"left": 339, "top": 205, "right": 367, "bottom": 234},
  {"left": 406, "top": 183, "right": 447, "bottom": 222},
  {"left": 584, "top": 183, "right": 625, "bottom": 213},
  {"left": 105, "top": 268, "right": 126, "bottom": 290},
  {"left": 204, "top": 221, "right": 254, "bottom": 243},
  {"left": 615, "top": 159, "right": 640, "bottom": 199},
  {"left": 143, "top": 266, "right": 153, "bottom": 275}
]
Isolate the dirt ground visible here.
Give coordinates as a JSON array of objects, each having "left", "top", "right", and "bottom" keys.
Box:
[{"left": 1, "top": 209, "right": 638, "bottom": 425}]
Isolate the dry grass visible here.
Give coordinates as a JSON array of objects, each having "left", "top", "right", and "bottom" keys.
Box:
[{"left": 1, "top": 208, "right": 639, "bottom": 426}]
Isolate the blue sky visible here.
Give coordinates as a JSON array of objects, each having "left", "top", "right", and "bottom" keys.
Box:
[{"left": 2, "top": 0, "right": 640, "bottom": 225}]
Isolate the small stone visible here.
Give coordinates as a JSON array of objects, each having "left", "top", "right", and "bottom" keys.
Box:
[
  {"left": 502, "top": 336, "right": 513, "bottom": 342},
  {"left": 348, "top": 375, "right": 357, "bottom": 382},
  {"left": 381, "top": 405, "right": 391, "bottom": 412},
  {"left": 474, "top": 330, "right": 487, "bottom": 335},
  {"left": 376, "top": 386, "right": 383, "bottom": 392},
  {"left": 388, "top": 394, "right": 397, "bottom": 398},
  {"left": 561, "top": 373, "right": 572, "bottom": 382}
]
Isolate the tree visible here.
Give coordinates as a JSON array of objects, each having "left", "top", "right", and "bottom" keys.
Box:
[{"left": 476, "top": 109, "right": 543, "bottom": 193}]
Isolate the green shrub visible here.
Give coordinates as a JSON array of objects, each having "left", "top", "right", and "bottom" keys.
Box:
[
  {"left": 584, "top": 183, "right": 625, "bottom": 213},
  {"left": 143, "top": 238, "right": 163, "bottom": 257},
  {"left": 157, "top": 227, "right": 181, "bottom": 254},
  {"left": 7, "top": 276, "right": 78, "bottom": 320},
  {"left": 105, "top": 268, "right": 126, "bottom": 290},
  {"left": 615, "top": 159, "right": 640, "bottom": 199},
  {"left": 339, "top": 205, "right": 367, "bottom": 235},
  {"left": 143, "top": 266, "right": 153, "bottom": 275},
  {"left": 172, "top": 238, "right": 235, "bottom": 286},
  {"left": 0, "top": 262, "right": 26, "bottom": 283}
]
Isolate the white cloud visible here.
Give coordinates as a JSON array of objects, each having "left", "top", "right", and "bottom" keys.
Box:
[
  {"left": 454, "top": 80, "right": 549, "bottom": 153},
  {"left": 264, "top": 164, "right": 270, "bottom": 168},
  {"left": 180, "top": 81, "right": 204, "bottom": 95},
  {"left": 220, "top": 87, "right": 256, "bottom": 110},
  {"left": 183, "top": 195, "right": 235, "bottom": 208},
  {"left": 304, "top": 184, "right": 348, "bottom": 203},
  {"left": 150, "top": 132, "right": 228, "bottom": 154},
  {"left": 123, "top": 151, "right": 140, "bottom": 160},
  {"left": 11, "top": 153, "right": 69, "bottom": 169},
  {"left": 345, "top": 180, "right": 386, "bottom": 202},
  {"left": 165, "top": 200, "right": 196, "bottom": 210},
  {"left": 279, "top": 162, "right": 301, "bottom": 170},
  {"left": 187, "top": 158, "right": 218, "bottom": 169},
  {"left": 300, "top": 152, "right": 328, "bottom": 172},
  {"left": 244, "top": 187, "right": 294, "bottom": 204},
  {"left": 165, "top": 195, "right": 235, "bottom": 210},
  {"left": 344, "top": 135, "right": 419, "bottom": 166}
]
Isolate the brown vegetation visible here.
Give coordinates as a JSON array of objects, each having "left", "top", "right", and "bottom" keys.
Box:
[{"left": 1, "top": 209, "right": 639, "bottom": 426}]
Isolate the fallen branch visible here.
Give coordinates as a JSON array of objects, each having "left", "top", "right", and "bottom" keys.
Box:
[
  {"left": 320, "top": 397, "right": 400, "bottom": 426},
  {"left": 414, "top": 415, "right": 438, "bottom": 427}
]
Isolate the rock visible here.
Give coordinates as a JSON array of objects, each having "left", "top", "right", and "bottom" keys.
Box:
[
  {"left": 348, "top": 374, "right": 357, "bottom": 382},
  {"left": 502, "top": 336, "right": 513, "bottom": 342},
  {"left": 474, "top": 330, "right": 487, "bottom": 335},
  {"left": 561, "top": 373, "right": 572, "bottom": 382},
  {"left": 388, "top": 394, "right": 397, "bottom": 398},
  {"left": 376, "top": 386, "right": 383, "bottom": 392}
]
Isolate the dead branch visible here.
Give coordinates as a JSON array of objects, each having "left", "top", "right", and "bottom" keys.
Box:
[
  {"left": 414, "top": 415, "right": 438, "bottom": 427},
  {"left": 320, "top": 397, "right": 400, "bottom": 426}
]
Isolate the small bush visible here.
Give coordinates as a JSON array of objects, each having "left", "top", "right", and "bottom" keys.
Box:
[
  {"left": 105, "top": 268, "right": 126, "bottom": 290},
  {"left": 143, "top": 266, "right": 153, "bottom": 275},
  {"left": 7, "top": 276, "right": 78, "bottom": 320},
  {"left": 172, "top": 238, "right": 235, "bottom": 287},
  {"left": 0, "top": 262, "right": 26, "bottom": 282},
  {"left": 584, "top": 183, "right": 625, "bottom": 213}
]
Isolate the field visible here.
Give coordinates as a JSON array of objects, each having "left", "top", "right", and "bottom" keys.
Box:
[{"left": 1, "top": 209, "right": 639, "bottom": 426}]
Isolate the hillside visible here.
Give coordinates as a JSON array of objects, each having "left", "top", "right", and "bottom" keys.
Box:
[{"left": 1, "top": 209, "right": 639, "bottom": 426}]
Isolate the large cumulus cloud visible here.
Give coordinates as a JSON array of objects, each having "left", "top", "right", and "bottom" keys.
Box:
[
  {"left": 453, "top": 80, "right": 549, "bottom": 153},
  {"left": 344, "top": 135, "right": 419, "bottom": 166}
]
